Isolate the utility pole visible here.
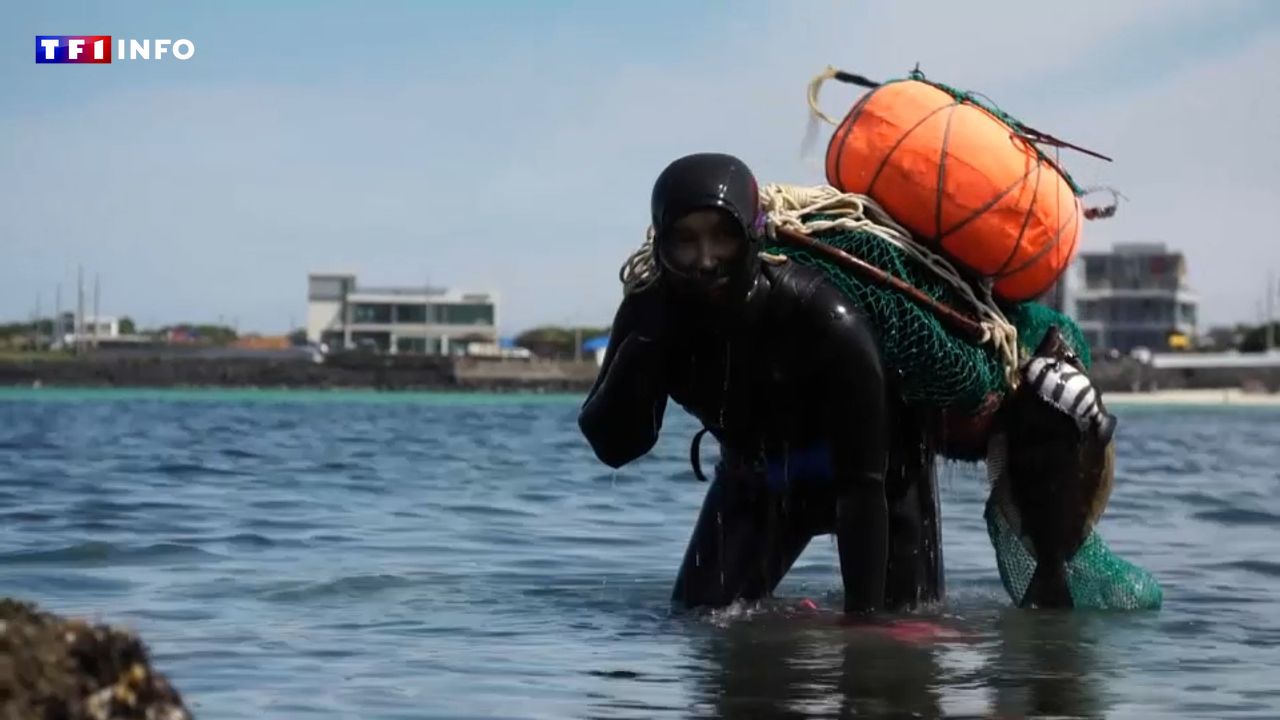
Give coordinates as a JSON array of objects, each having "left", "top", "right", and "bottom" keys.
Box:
[
  {"left": 1269, "top": 271, "right": 1276, "bottom": 352},
  {"left": 54, "top": 283, "right": 62, "bottom": 348},
  {"left": 33, "top": 291, "right": 42, "bottom": 349},
  {"left": 76, "top": 265, "right": 85, "bottom": 355},
  {"left": 93, "top": 272, "right": 101, "bottom": 348}
]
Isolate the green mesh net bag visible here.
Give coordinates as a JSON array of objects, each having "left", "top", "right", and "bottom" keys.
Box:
[
  {"left": 980, "top": 308, "right": 1162, "bottom": 611},
  {"left": 761, "top": 217, "right": 1086, "bottom": 413},
  {"left": 1006, "top": 301, "right": 1092, "bottom": 370},
  {"left": 985, "top": 497, "right": 1164, "bottom": 610}
]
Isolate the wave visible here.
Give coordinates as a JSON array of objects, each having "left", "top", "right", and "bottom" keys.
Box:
[
  {"left": 0, "top": 541, "right": 224, "bottom": 566},
  {"left": 259, "top": 573, "right": 418, "bottom": 602}
]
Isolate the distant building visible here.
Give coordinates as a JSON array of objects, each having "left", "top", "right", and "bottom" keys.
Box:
[
  {"left": 1069, "top": 242, "right": 1198, "bottom": 354},
  {"left": 52, "top": 312, "right": 120, "bottom": 348},
  {"left": 306, "top": 272, "right": 498, "bottom": 355},
  {"left": 1203, "top": 325, "right": 1246, "bottom": 352},
  {"left": 466, "top": 337, "right": 533, "bottom": 360},
  {"left": 231, "top": 335, "right": 294, "bottom": 351}
]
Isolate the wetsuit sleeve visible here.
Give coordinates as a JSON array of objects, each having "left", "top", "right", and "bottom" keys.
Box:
[
  {"left": 809, "top": 283, "right": 890, "bottom": 615},
  {"left": 577, "top": 288, "right": 670, "bottom": 468}
]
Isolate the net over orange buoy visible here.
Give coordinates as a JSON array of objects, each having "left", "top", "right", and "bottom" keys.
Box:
[{"left": 814, "top": 67, "right": 1113, "bottom": 303}]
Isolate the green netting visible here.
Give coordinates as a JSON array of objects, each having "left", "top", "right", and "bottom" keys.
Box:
[
  {"left": 985, "top": 497, "right": 1164, "bottom": 610},
  {"left": 1006, "top": 300, "right": 1092, "bottom": 370},
  {"left": 763, "top": 217, "right": 1086, "bottom": 413}
]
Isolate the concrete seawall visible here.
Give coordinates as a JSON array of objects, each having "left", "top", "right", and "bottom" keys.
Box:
[
  {"left": 1087, "top": 358, "right": 1280, "bottom": 394},
  {"left": 0, "top": 353, "right": 601, "bottom": 393},
  {"left": 453, "top": 357, "right": 600, "bottom": 391},
  {"left": 5, "top": 352, "right": 1277, "bottom": 398}
]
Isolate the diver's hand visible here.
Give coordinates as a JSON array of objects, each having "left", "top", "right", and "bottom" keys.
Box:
[
  {"left": 578, "top": 335, "right": 667, "bottom": 468},
  {"left": 578, "top": 297, "right": 671, "bottom": 470}
]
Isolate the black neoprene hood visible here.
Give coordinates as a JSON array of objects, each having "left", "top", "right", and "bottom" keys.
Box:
[{"left": 649, "top": 152, "right": 762, "bottom": 242}]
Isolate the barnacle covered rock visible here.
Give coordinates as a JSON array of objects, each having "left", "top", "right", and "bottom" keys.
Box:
[{"left": 0, "top": 598, "right": 192, "bottom": 720}]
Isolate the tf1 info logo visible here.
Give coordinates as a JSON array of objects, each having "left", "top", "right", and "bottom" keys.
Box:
[{"left": 35, "top": 36, "right": 196, "bottom": 64}]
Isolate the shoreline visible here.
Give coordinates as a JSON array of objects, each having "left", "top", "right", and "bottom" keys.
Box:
[
  {"left": 4, "top": 354, "right": 1279, "bottom": 407},
  {"left": 4, "top": 384, "right": 1279, "bottom": 407},
  {"left": 1104, "top": 388, "right": 1280, "bottom": 406},
  {"left": 0, "top": 386, "right": 588, "bottom": 405},
  {"left": 0, "top": 354, "right": 600, "bottom": 394}
]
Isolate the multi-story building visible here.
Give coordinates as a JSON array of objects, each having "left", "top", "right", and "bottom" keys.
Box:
[
  {"left": 306, "top": 272, "right": 498, "bottom": 355},
  {"left": 1069, "top": 242, "right": 1198, "bottom": 354}
]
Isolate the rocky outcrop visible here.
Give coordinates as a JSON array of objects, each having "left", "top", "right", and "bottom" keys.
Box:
[{"left": 0, "top": 599, "right": 191, "bottom": 720}]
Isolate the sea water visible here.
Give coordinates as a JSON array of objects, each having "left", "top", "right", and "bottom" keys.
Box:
[{"left": 0, "top": 388, "right": 1277, "bottom": 719}]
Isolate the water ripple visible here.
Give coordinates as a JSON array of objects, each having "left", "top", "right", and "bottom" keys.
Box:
[
  {"left": 0, "top": 393, "right": 1276, "bottom": 719},
  {"left": 0, "top": 541, "right": 224, "bottom": 565}
]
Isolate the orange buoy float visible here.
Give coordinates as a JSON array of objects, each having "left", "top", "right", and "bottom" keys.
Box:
[{"left": 814, "top": 67, "right": 1114, "bottom": 303}]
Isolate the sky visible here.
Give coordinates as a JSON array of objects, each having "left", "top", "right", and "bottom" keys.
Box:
[{"left": 2, "top": 0, "right": 1278, "bottom": 334}]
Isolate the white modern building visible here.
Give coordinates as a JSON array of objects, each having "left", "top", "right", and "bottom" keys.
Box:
[
  {"left": 306, "top": 272, "right": 499, "bottom": 355},
  {"left": 1068, "top": 242, "right": 1198, "bottom": 354},
  {"left": 52, "top": 312, "right": 120, "bottom": 348}
]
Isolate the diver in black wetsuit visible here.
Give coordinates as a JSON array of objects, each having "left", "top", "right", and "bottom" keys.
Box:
[{"left": 578, "top": 153, "right": 944, "bottom": 615}]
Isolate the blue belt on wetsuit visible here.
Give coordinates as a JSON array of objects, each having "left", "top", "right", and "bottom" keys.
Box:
[{"left": 690, "top": 428, "right": 834, "bottom": 491}]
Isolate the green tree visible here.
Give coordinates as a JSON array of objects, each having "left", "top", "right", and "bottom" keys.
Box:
[
  {"left": 119, "top": 316, "right": 137, "bottom": 335},
  {"left": 1240, "top": 322, "right": 1280, "bottom": 353},
  {"left": 514, "top": 325, "right": 610, "bottom": 359},
  {"left": 0, "top": 318, "right": 54, "bottom": 339}
]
